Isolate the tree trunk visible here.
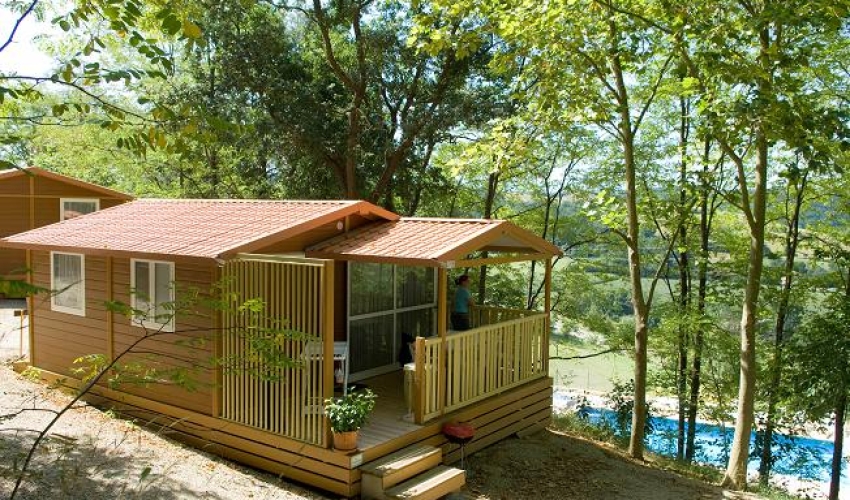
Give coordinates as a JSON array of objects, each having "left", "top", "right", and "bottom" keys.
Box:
[
  {"left": 722, "top": 127, "right": 768, "bottom": 491},
  {"left": 605, "top": 15, "right": 649, "bottom": 460},
  {"left": 829, "top": 390, "right": 847, "bottom": 500},
  {"left": 759, "top": 172, "right": 806, "bottom": 484},
  {"left": 722, "top": 23, "right": 772, "bottom": 488},
  {"left": 685, "top": 138, "right": 712, "bottom": 463},
  {"left": 676, "top": 96, "right": 690, "bottom": 461},
  {"left": 478, "top": 171, "right": 499, "bottom": 303},
  {"left": 832, "top": 269, "right": 850, "bottom": 500}
]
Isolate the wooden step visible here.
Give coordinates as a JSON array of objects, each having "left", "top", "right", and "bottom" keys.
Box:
[
  {"left": 384, "top": 466, "right": 465, "bottom": 500},
  {"left": 361, "top": 445, "right": 442, "bottom": 499}
]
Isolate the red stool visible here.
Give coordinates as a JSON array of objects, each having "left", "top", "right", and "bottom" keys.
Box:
[{"left": 442, "top": 422, "right": 475, "bottom": 469}]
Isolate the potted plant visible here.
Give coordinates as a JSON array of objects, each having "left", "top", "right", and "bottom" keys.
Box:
[{"left": 324, "top": 388, "right": 377, "bottom": 451}]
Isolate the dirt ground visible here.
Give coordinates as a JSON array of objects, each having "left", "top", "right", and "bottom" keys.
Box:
[{"left": 462, "top": 429, "right": 761, "bottom": 500}]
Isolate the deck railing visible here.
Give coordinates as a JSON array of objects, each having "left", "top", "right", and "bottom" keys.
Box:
[
  {"left": 469, "top": 304, "right": 535, "bottom": 328},
  {"left": 415, "top": 312, "right": 547, "bottom": 423}
]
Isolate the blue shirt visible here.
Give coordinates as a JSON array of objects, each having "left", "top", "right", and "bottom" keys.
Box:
[{"left": 454, "top": 287, "right": 470, "bottom": 314}]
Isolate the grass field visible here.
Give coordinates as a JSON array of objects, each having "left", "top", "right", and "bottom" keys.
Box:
[{"left": 549, "top": 343, "right": 633, "bottom": 394}]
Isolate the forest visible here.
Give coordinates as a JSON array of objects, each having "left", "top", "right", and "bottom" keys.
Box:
[{"left": 1, "top": 0, "right": 849, "bottom": 498}]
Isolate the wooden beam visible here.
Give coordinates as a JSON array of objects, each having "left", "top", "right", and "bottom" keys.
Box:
[
  {"left": 544, "top": 258, "right": 553, "bottom": 372},
  {"left": 322, "top": 259, "right": 335, "bottom": 447},
  {"left": 304, "top": 251, "right": 442, "bottom": 268},
  {"left": 26, "top": 249, "right": 34, "bottom": 365},
  {"left": 212, "top": 264, "right": 222, "bottom": 418},
  {"left": 414, "top": 337, "right": 425, "bottom": 424},
  {"left": 437, "top": 267, "right": 447, "bottom": 416},
  {"left": 106, "top": 256, "right": 114, "bottom": 361},
  {"left": 453, "top": 253, "right": 550, "bottom": 268},
  {"left": 28, "top": 173, "right": 35, "bottom": 229}
]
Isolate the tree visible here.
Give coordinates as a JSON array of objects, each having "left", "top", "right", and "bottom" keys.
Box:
[
  {"left": 0, "top": 0, "right": 204, "bottom": 164},
  {"left": 785, "top": 286, "right": 850, "bottom": 500},
  {"left": 665, "top": 1, "right": 850, "bottom": 487}
]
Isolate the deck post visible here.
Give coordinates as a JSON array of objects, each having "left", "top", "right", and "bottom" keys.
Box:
[
  {"left": 414, "top": 336, "right": 425, "bottom": 424},
  {"left": 26, "top": 249, "right": 34, "bottom": 365},
  {"left": 437, "top": 267, "right": 447, "bottom": 416},
  {"left": 322, "top": 259, "right": 335, "bottom": 447},
  {"left": 543, "top": 258, "right": 552, "bottom": 372}
]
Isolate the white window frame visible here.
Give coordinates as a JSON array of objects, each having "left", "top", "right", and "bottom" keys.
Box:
[
  {"left": 130, "top": 258, "right": 176, "bottom": 333},
  {"left": 60, "top": 198, "right": 100, "bottom": 221},
  {"left": 50, "top": 251, "right": 85, "bottom": 316}
]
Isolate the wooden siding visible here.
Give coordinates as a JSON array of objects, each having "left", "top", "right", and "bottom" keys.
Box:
[
  {"left": 31, "top": 252, "right": 112, "bottom": 375},
  {"left": 251, "top": 214, "right": 375, "bottom": 255},
  {"left": 0, "top": 174, "right": 28, "bottom": 194},
  {"left": 0, "top": 172, "right": 127, "bottom": 284},
  {"left": 29, "top": 250, "right": 216, "bottom": 415},
  {"left": 417, "top": 313, "right": 547, "bottom": 422},
  {"left": 221, "top": 256, "right": 330, "bottom": 446},
  {"left": 110, "top": 258, "right": 216, "bottom": 414}
]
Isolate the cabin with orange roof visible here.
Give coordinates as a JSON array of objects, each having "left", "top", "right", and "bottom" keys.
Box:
[
  {"left": 0, "top": 198, "right": 560, "bottom": 498},
  {"left": 0, "top": 167, "right": 132, "bottom": 285}
]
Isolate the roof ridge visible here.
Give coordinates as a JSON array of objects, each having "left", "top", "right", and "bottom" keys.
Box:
[
  {"left": 134, "top": 198, "right": 359, "bottom": 204},
  {"left": 400, "top": 217, "right": 503, "bottom": 223}
]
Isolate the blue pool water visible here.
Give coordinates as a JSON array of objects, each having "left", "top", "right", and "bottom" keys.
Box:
[{"left": 580, "top": 407, "right": 848, "bottom": 494}]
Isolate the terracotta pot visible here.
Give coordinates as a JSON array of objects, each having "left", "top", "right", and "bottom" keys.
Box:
[{"left": 333, "top": 430, "right": 359, "bottom": 451}]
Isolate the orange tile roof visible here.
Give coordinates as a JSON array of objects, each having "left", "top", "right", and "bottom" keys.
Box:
[
  {"left": 306, "top": 217, "right": 561, "bottom": 266},
  {"left": 1, "top": 199, "right": 395, "bottom": 260}
]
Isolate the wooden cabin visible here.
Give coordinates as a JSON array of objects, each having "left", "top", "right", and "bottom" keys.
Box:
[
  {"left": 0, "top": 166, "right": 132, "bottom": 283},
  {"left": 0, "top": 199, "right": 560, "bottom": 498}
]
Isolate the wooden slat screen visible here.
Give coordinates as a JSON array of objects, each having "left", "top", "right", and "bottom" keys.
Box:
[
  {"left": 419, "top": 312, "right": 547, "bottom": 422},
  {"left": 221, "top": 256, "right": 328, "bottom": 446}
]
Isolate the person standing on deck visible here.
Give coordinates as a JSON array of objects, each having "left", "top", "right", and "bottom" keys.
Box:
[{"left": 451, "top": 274, "right": 474, "bottom": 331}]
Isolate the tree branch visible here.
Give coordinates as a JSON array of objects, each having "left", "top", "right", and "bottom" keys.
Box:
[{"left": 0, "top": 0, "right": 38, "bottom": 54}]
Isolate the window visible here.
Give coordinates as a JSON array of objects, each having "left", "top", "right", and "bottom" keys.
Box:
[
  {"left": 60, "top": 198, "right": 99, "bottom": 221},
  {"left": 348, "top": 263, "right": 437, "bottom": 380},
  {"left": 51, "top": 252, "right": 85, "bottom": 316},
  {"left": 131, "top": 259, "right": 175, "bottom": 332}
]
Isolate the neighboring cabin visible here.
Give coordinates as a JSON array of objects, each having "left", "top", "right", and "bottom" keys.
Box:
[
  {"left": 1, "top": 198, "right": 560, "bottom": 498},
  {"left": 0, "top": 167, "right": 132, "bottom": 282}
]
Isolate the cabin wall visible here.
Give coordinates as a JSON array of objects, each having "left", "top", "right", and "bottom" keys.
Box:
[
  {"left": 0, "top": 196, "right": 30, "bottom": 276},
  {"left": 252, "top": 214, "right": 376, "bottom": 255},
  {"left": 0, "top": 173, "right": 127, "bottom": 279},
  {"left": 30, "top": 251, "right": 216, "bottom": 415}
]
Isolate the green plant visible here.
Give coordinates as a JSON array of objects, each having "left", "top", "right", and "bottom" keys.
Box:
[{"left": 324, "top": 389, "right": 377, "bottom": 433}]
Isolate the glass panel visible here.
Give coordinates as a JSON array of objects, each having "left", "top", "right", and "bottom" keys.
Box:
[
  {"left": 397, "top": 307, "right": 435, "bottom": 338},
  {"left": 396, "top": 266, "right": 435, "bottom": 308},
  {"left": 349, "top": 262, "right": 394, "bottom": 316},
  {"left": 134, "top": 261, "right": 150, "bottom": 314},
  {"left": 63, "top": 201, "right": 97, "bottom": 220},
  {"left": 53, "top": 253, "right": 82, "bottom": 310},
  {"left": 349, "top": 314, "right": 395, "bottom": 373},
  {"left": 154, "top": 263, "right": 172, "bottom": 323}
]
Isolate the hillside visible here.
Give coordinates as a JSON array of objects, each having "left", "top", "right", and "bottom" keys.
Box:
[{"left": 0, "top": 363, "right": 764, "bottom": 500}]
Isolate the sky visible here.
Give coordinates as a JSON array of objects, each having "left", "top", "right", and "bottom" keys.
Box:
[{"left": 0, "top": 7, "right": 56, "bottom": 75}]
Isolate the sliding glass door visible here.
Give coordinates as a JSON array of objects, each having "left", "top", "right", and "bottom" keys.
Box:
[{"left": 348, "top": 263, "right": 436, "bottom": 381}]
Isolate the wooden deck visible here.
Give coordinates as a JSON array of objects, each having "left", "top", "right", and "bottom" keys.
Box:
[{"left": 357, "top": 370, "right": 422, "bottom": 450}]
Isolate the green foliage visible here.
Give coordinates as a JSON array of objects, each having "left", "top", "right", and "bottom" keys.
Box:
[
  {"left": 607, "top": 379, "right": 656, "bottom": 439},
  {"left": 784, "top": 293, "right": 850, "bottom": 420},
  {"left": 324, "top": 389, "right": 377, "bottom": 433}
]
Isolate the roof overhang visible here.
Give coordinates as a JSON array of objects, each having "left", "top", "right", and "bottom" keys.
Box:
[
  {"left": 0, "top": 199, "right": 399, "bottom": 262},
  {"left": 306, "top": 218, "right": 562, "bottom": 268},
  {"left": 0, "top": 166, "right": 134, "bottom": 200}
]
